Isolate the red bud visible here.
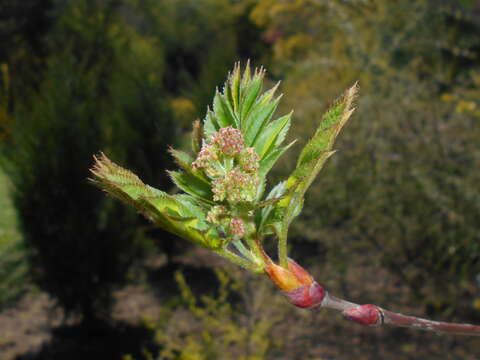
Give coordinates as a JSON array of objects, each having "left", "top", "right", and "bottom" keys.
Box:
[
  {"left": 343, "top": 304, "right": 382, "bottom": 326},
  {"left": 287, "top": 258, "right": 313, "bottom": 286},
  {"left": 265, "top": 258, "right": 325, "bottom": 308},
  {"left": 265, "top": 262, "right": 301, "bottom": 291},
  {"left": 284, "top": 282, "right": 326, "bottom": 308}
]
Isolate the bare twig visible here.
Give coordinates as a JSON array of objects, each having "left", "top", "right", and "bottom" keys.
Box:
[{"left": 267, "top": 258, "right": 480, "bottom": 336}]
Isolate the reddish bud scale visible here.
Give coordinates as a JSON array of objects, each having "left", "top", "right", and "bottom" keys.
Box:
[
  {"left": 283, "top": 282, "right": 325, "bottom": 308},
  {"left": 343, "top": 304, "right": 382, "bottom": 326},
  {"left": 265, "top": 258, "right": 326, "bottom": 308}
]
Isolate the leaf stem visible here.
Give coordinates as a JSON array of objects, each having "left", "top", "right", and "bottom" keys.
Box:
[
  {"left": 278, "top": 231, "right": 288, "bottom": 268},
  {"left": 311, "top": 286, "right": 480, "bottom": 336},
  {"left": 216, "top": 248, "right": 262, "bottom": 273}
]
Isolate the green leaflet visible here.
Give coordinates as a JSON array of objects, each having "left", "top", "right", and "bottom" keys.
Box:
[
  {"left": 213, "top": 89, "right": 237, "bottom": 128},
  {"left": 243, "top": 95, "right": 281, "bottom": 146},
  {"left": 240, "top": 69, "right": 264, "bottom": 122},
  {"left": 277, "top": 83, "right": 358, "bottom": 238},
  {"left": 169, "top": 148, "right": 194, "bottom": 171},
  {"left": 255, "top": 181, "right": 287, "bottom": 234},
  {"left": 191, "top": 120, "right": 203, "bottom": 153},
  {"left": 169, "top": 148, "right": 210, "bottom": 183},
  {"left": 90, "top": 153, "right": 154, "bottom": 211},
  {"left": 253, "top": 111, "right": 292, "bottom": 159},
  {"left": 298, "top": 83, "right": 357, "bottom": 165},
  {"left": 203, "top": 108, "right": 220, "bottom": 139},
  {"left": 259, "top": 140, "right": 296, "bottom": 178},
  {"left": 168, "top": 170, "right": 213, "bottom": 204},
  {"left": 229, "top": 63, "right": 241, "bottom": 114},
  {"left": 90, "top": 153, "right": 221, "bottom": 249},
  {"left": 138, "top": 193, "right": 219, "bottom": 248}
]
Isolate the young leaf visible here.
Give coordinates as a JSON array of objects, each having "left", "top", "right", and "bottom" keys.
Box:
[
  {"left": 240, "top": 68, "right": 265, "bottom": 122},
  {"left": 229, "top": 62, "right": 241, "bottom": 114},
  {"left": 168, "top": 170, "right": 214, "bottom": 203},
  {"left": 89, "top": 152, "right": 155, "bottom": 212},
  {"left": 259, "top": 140, "right": 296, "bottom": 178},
  {"left": 278, "top": 83, "right": 358, "bottom": 239},
  {"left": 168, "top": 148, "right": 194, "bottom": 171},
  {"left": 203, "top": 108, "right": 220, "bottom": 139},
  {"left": 213, "top": 89, "right": 237, "bottom": 128},
  {"left": 253, "top": 111, "right": 292, "bottom": 159},
  {"left": 191, "top": 120, "right": 203, "bottom": 153},
  {"left": 243, "top": 94, "right": 282, "bottom": 146}
]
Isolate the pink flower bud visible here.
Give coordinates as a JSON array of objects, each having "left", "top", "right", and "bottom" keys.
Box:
[
  {"left": 343, "top": 304, "right": 382, "bottom": 326},
  {"left": 239, "top": 147, "right": 260, "bottom": 173},
  {"left": 229, "top": 218, "right": 245, "bottom": 238},
  {"left": 206, "top": 206, "right": 228, "bottom": 224},
  {"left": 192, "top": 144, "right": 217, "bottom": 170},
  {"left": 212, "top": 167, "right": 258, "bottom": 203},
  {"left": 211, "top": 126, "right": 244, "bottom": 155}
]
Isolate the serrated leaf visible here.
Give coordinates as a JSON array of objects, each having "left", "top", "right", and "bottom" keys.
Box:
[
  {"left": 257, "top": 81, "right": 280, "bottom": 106},
  {"left": 169, "top": 148, "right": 193, "bottom": 170},
  {"left": 277, "top": 83, "right": 358, "bottom": 240},
  {"left": 253, "top": 111, "right": 292, "bottom": 159},
  {"left": 191, "top": 120, "right": 203, "bottom": 153},
  {"left": 169, "top": 148, "right": 210, "bottom": 183},
  {"left": 259, "top": 140, "right": 296, "bottom": 178},
  {"left": 240, "top": 61, "right": 251, "bottom": 90},
  {"left": 90, "top": 153, "right": 218, "bottom": 248},
  {"left": 256, "top": 181, "right": 287, "bottom": 234},
  {"left": 137, "top": 194, "right": 213, "bottom": 247},
  {"left": 240, "top": 69, "right": 264, "bottom": 122},
  {"left": 244, "top": 95, "right": 282, "bottom": 146},
  {"left": 229, "top": 62, "right": 241, "bottom": 114},
  {"left": 297, "top": 84, "right": 357, "bottom": 166},
  {"left": 175, "top": 195, "right": 209, "bottom": 220},
  {"left": 168, "top": 170, "right": 213, "bottom": 203},
  {"left": 90, "top": 153, "right": 156, "bottom": 212},
  {"left": 213, "top": 89, "right": 237, "bottom": 128},
  {"left": 203, "top": 108, "right": 220, "bottom": 139}
]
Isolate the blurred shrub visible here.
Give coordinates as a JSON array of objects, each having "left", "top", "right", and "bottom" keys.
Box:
[
  {"left": 0, "top": 0, "right": 177, "bottom": 321},
  {"left": 250, "top": 0, "right": 480, "bottom": 316},
  {"left": 0, "top": 168, "right": 28, "bottom": 308},
  {"left": 153, "top": 268, "right": 289, "bottom": 360},
  {"left": 0, "top": 237, "right": 30, "bottom": 307},
  {"left": 0, "top": 0, "right": 271, "bottom": 320}
]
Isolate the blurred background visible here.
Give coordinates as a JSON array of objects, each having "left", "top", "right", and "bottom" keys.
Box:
[{"left": 0, "top": 0, "right": 480, "bottom": 359}]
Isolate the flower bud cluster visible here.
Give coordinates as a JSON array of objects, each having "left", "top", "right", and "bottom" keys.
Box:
[
  {"left": 239, "top": 147, "right": 260, "bottom": 173},
  {"left": 193, "top": 126, "right": 261, "bottom": 241},
  {"left": 206, "top": 205, "right": 228, "bottom": 224},
  {"left": 206, "top": 206, "right": 246, "bottom": 239},
  {"left": 211, "top": 126, "right": 245, "bottom": 156},
  {"left": 229, "top": 218, "right": 246, "bottom": 238},
  {"left": 192, "top": 146, "right": 218, "bottom": 171},
  {"left": 212, "top": 167, "right": 258, "bottom": 203},
  {"left": 192, "top": 126, "right": 260, "bottom": 204}
]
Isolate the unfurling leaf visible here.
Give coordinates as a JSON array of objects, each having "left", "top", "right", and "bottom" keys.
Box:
[{"left": 276, "top": 83, "right": 358, "bottom": 239}]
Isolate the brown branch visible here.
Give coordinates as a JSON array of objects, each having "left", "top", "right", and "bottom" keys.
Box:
[
  {"left": 292, "top": 285, "right": 480, "bottom": 336},
  {"left": 266, "top": 258, "right": 480, "bottom": 336}
]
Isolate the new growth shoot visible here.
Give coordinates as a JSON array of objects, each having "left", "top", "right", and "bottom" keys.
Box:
[{"left": 90, "top": 62, "right": 480, "bottom": 336}]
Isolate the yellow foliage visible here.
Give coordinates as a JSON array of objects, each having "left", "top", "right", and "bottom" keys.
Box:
[
  {"left": 155, "top": 268, "right": 289, "bottom": 360},
  {"left": 275, "top": 33, "right": 313, "bottom": 61},
  {"left": 473, "top": 298, "right": 480, "bottom": 310},
  {"left": 170, "top": 98, "right": 197, "bottom": 127}
]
